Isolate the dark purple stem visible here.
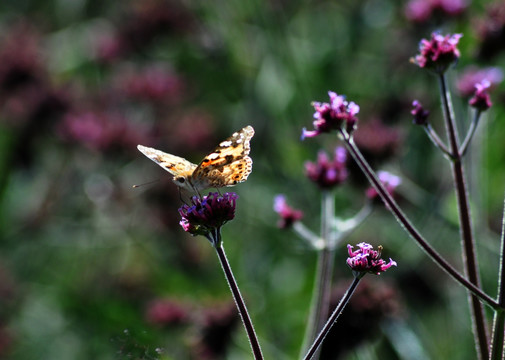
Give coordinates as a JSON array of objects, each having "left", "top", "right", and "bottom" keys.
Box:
[
  {"left": 215, "top": 240, "right": 264, "bottom": 360},
  {"left": 303, "top": 275, "right": 363, "bottom": 360},
  {"left": 438, "top": 73, "right": 488, "bottom": 360},
  {"left": 339, "top": 130, "right": 498, "bottom": 309}
]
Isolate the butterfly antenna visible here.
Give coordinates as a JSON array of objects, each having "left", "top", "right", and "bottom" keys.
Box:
[{"left": 132, "top": 179, "right": 160, "bottom": 188}]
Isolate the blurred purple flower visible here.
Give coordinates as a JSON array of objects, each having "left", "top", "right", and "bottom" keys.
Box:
[
  {"left": 347, "top": 242, "right": 397, "bottom": 276},
  {"left": 365, "top": 171, "right": 401, "bottom": 202},
  {"left": 116, "top": 65, "right": 186, "bottom": 103},
  {"left": 305, "top": 147, "right": 348, "bottom": 189},
  {"left": 145, "top": 298, "right": 189, "bottom": 326},
  {"left": 179, "top": 192, "right": 238, "bottom": 241},
  {"left": 273, "top": 195, "right": 303, "bottom": 229},
  {"left": 469, "top": 80, "right": 493, "bottom": 111},
  {"left": 302, "top": 91, "right": 360, "bottom": 139},
  {"left": 192, "top": 302, "right": 238, "bottom": 360},
  {"left": 411, "top": 100, "right": 430, "bottom": 125},
  {"left": 58, "top": 110, "right": 147, "bottom": 151},
  {"left": 405, "top": 0, "right": 467, "bottom": 23},
  {"left": 413, "top": 33, "right": 463, "bottom": 73},
  {"left": 456, "top": 66, "right": 503, "bottom": 97},
  {"left": 475, "top": 3, "right": 505, "bottom": 60}
]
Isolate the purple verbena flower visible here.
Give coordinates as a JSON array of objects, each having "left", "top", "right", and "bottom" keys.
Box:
[
  {"left": 305, "top": 147, "right": 348, "bottom": 189},
  {"left": 411, "top": 100, "right": 430, "bottom": 125},
  {"left": 469, "top": 80, "right": 493, "bottom": 111},
  {"left": 413, "top": 32, "right": 463, "bottom": 73},
  {"left": 273, "top": 195, "right": 303, "bottom": 229},
  {"left": 366, "top": 171, "right": 401, "bottom": 202},
  {"left": 347, "top": 242, "right": 397, "bottom": 276},
  {"left": 405, "top": 0, "right": 467, "bottom": 23},
  {"left": 302, "top": 91, "right": 360, "bottom": 139},
  {"left": 456, "top": 66, "right": 503, "bottom": 97},
  {"left": 179, "top": 192, "right": 238, "bottom": 242}
]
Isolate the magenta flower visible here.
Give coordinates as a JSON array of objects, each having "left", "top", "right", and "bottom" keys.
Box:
[
  {"left": 411, "top": 100, "right": 430, "bottom": 125},
  {"left": 145, "top": 298, "right": 188, "bottom": 326},
  {"left": 469, "top": 80, "right": 493, "bottom": 111},
  {"left": 302, "top": 91, "right": 360, "bottom": 139},
  {"left": 366, "top": 171, "right": 401, "bottom": 201},
  {"left": 414, "top": 33, "right": 463, "bottom": 73},
  {"left": 179, "top": 192, "right": 238, "bottom": 242},
  {"left": 305, "top": 147, "right": 348, "bottom": 189},
  {"left": 456, "top": 66, "right": 503, "bottom": 97},
  {"left": 405, "top": 0, "right": 467, "bottom": 23},
  {"left": 273, "top": 195, "right": 303, "bottom": 229},
  {"left": 347, "top": 242, "right": 397, "bottom": 276}
]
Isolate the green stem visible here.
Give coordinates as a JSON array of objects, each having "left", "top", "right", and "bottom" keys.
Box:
[
  {"left": 438, "top": 73, "right": 488, "bottom": 360},
  {"left": 214, "top": 240, "right": 264, "bottom": 360},
  {"left": 303, "top": 275, "right": 363, "bottom": 360},
  {"left": 459, "top": 109, "right": 482, "bottom": 157},
  {"left": 300, "top": 191, "right": 336, "bottom": 359}
]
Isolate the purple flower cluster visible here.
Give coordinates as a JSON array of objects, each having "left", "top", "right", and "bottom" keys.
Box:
[
  {"left": 469, "top": 80, "right": 493, "bottom": 111},
  {"left": 456, "top": 66, "right": 503, "bottom": 97},
  {"left": 405, "top": 0, "right": 467, "bottom": 23},
  {"left": 302, "top": 91, "right": 360, "bottom": 139},
  {"left": 346, "top": 242, "right": 397, "bottom": 275},
  {"left": 414, "top": 33, "right": 462, "bottom": 73},
  {"left": 411, "top": 100, "right": 430, "bottom": 125},
  {"left": 273, "top": 195, "right": 303, "bottom": 229},
  {"left": 365, "top": 171, "right": 401, "bottom": 202},
  {"left": 305, "top": 147, "right": 348, "bottom": 189},
  {"left": 179, "top": 192, "right": 238, "bottom": 239}
]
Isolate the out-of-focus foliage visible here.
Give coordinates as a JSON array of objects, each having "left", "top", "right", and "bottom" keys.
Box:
[{"left": 0, "top": 0, "right": 504, "bottom": 359}]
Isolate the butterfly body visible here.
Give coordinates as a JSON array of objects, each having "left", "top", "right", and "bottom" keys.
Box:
[{"left": 137, "top": 126, "right": 254, "bottom": 192}]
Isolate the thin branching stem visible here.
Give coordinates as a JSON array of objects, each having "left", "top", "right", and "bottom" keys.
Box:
[
  {"left": 459, "top": 109, "right": 483, "bottom": 157},
  {"left": 490, "top": 198, "right": 505, "bottom": 359},
  {"left": 301, "top": 191, "right": 336, "bottom": 359},
  {"left": 423, "top": 124, "right": 453, "bottom": 158},
  {"left": 340, "top": 131, "right": 498, "bottom": 309},
  {"left": 438, "top": 73, "right": 489, "bottom": 359},
  {"left": 214, "top": 239, "right": 264, "bottom": 360},
  {"left": 303, "top": 275, "right": 363, "bottom": 360}
]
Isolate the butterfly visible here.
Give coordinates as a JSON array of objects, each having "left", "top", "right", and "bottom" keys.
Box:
[{"left": 137, "top": 126, "right": 254, "bottom": 193}]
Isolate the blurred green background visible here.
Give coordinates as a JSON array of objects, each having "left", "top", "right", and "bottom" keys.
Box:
[{"left": 0, "top": 0, "right": 504, "bottom": 359}]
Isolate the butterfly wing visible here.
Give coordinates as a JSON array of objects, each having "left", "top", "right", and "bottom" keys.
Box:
[
  {"left": 137, "top": 145, "right": 197, "bottom": 187},
  {"left": 190, "top": 126, "right": 254, "bottom": 190}
]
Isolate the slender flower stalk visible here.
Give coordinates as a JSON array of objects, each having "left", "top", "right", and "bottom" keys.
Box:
[
  {"left": 214, "top": 241, "right": 264, "bottom": 360},
  {"left": 438, "top": 73, "right": 489, "bottom": 359},
  {"left": 459, "top": 109, "right": 482, "bottom": 157},
  {"left": 490, "top": 199, "right": 505, "bottom": 360},
  {"left": 339, "top": 132, "right": 498, "bottom": 309},
  {"left": 304, "top": 275, "right": 363, "bottom": 360},
  {"left": 423, "top": 124, "right": 453, "bottom": 158},
  {"left": 179, "top": 192, "right": 264, "bottom": 359},
  {"left": 304, "top": 242, "right": 396, "bottom": 360},
  {"left": 301, "top": 191, "right": 336, "bottom": 359}
]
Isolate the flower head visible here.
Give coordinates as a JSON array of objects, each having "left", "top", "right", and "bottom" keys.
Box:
[
  {"left": 302, "top": 91, "right": 360, "bottom": 139},
  {"left": 405, "top": 0, "right": 467, "bottom": 23},
  {"left": 273, "top": 195, "right": 303, "bottom": 229},
  {"left": 469, "top": 80, "right": 493, "bottom": 111},
  {"left": 347, "top": 242, "right": 397, "bottom": 276},
  {"left": 366, "top": 171, "right": 401, "bottom": 202},
  {"left": 413, "top": 33, "right": 463, "bottom": 73},
  {"left": 305, "top": 147, "right": 348, "bottom": 189},
  {"left": 456, "top": 66, "right": 503, "bottom": 97},
  {"left": 411, "top": 100, "right": 430, "bottom": 125},
  {"left": 179, "top": 192, "right": 238, "bottom": 243}
]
